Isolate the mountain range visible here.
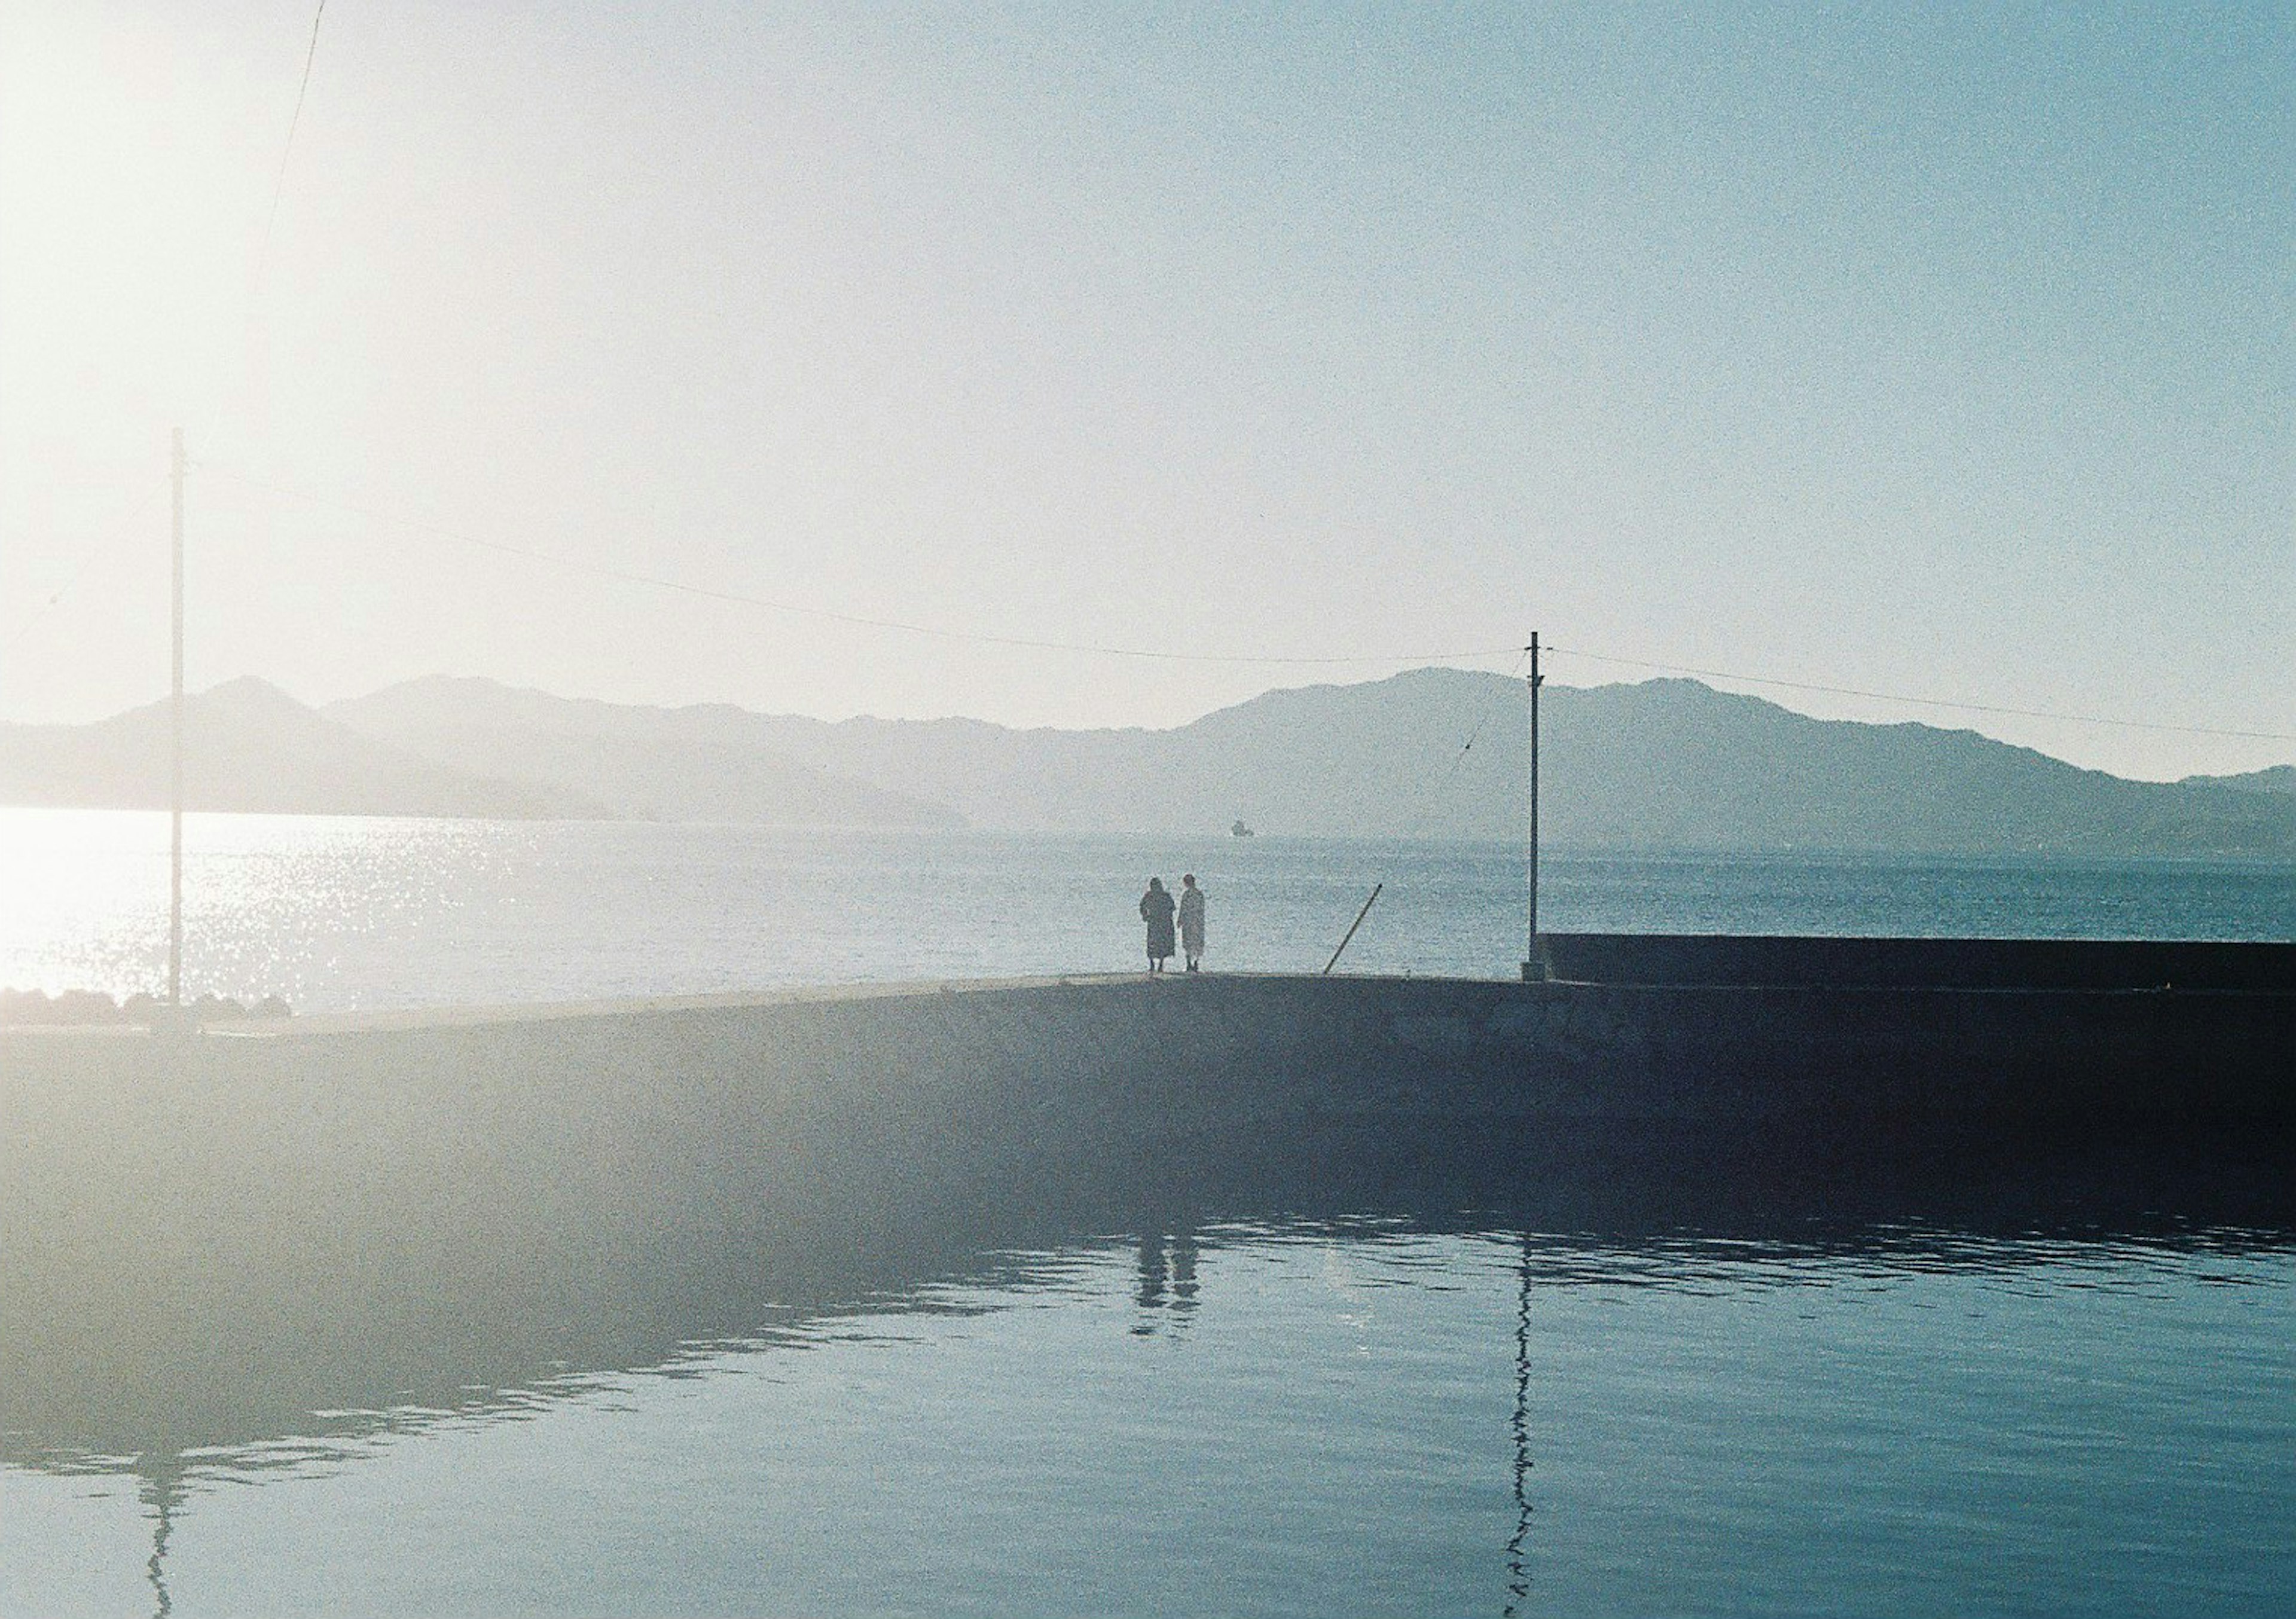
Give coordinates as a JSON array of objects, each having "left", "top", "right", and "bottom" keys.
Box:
[
  {"left": 0, "top": 670, "right": 2286, "bottom": 857},
  {"left": 0, "top": 679, "right": 566, "bottom": 820}
]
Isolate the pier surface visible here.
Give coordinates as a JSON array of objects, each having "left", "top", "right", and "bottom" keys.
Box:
[{"left": 5, "top": 943, "right": 2289, "bottom": 1459}]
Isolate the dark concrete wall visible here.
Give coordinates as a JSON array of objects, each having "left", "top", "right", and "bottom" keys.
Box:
[{"left": 1528, "top": 933, "right": 2296, "bottom": 991}]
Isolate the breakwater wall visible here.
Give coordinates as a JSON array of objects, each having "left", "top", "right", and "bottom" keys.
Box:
[
  {"left": 1528, "top": 932, "right": 2291, "bottom": 992},
  {"left": 5, "top": 954, "right": 2289, "bottom": 1457}
]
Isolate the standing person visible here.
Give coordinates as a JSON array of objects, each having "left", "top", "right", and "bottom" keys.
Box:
[
  {"left": 1139, "top": 877, "right": 1177, "bottom": 973},
  {"left": 1178, "top": 873, "right": 1207, "bottom": 973}
]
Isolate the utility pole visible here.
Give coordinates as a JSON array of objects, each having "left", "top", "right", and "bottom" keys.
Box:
[
  {"left": 169, "top": 426, "right": 185, "bottom": 1008},
  {"left": 1521, "top": 633, "right": 1542, "bottom": 982}
]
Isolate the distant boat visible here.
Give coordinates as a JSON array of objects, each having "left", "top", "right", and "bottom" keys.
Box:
[{"left": 1232, "top": 820, "right": 1254, "bottom": 838}]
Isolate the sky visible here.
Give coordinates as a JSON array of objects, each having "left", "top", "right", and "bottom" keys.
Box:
[{"left": 0, "top": 1, "right": 2288, "bottom": 780}]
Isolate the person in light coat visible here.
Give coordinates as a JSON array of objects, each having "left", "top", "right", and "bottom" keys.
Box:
[{"left": 1178, "top": 873, "right": 1207, "bottom": 973}]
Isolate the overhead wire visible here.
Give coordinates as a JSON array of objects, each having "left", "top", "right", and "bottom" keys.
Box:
[
  {"left": 207, "top": 463, "right": 2296, "bottom": 746},
  {"left": 17, "top": 5, "right": 2285, "bottom": 753},
  {"left": 1543, "top": 646, "right": 2296, "bottom": 745},
  {"left": 102, "top": 2, "right": 2283, "bottom": 747},
  {"left": 1395, "top": 646, "right": 1531, "bottom": 845},
  {"left": 1324, "top": 644, "right": 1532, "bottom": 970},
  {"left": 0, "top": 476, "right": 172, "bottom": 659},
  {"left": 252, "top": 0, "right": 329, "bottom": 298},
  {"left": 193, "top": 0, "right": 329, "bottom": 462},
  {"left": 207, "top": 468, "right": 1524, "bottom": 670},
  {"left": 2, "top": 2, "right": 332, "bottom": 670}
]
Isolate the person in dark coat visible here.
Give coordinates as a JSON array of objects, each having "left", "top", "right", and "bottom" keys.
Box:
[{"left": 1139, "top": 877, "right": 1177, "bottom": 973}]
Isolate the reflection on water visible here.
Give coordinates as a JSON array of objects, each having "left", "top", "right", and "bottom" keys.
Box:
[
  {"left": 140, "top": 1465, "right": 187, "bottom": 1619},
  {"left": 7, "top": 1150, "right": 2291, "bottom": 1619},
  {"left": 1134, "top": 1230, "right": 1201, "bottom": 1335},
  {"left": 1505, "top": 1236, "right": 1533, "bottom": 1619}
]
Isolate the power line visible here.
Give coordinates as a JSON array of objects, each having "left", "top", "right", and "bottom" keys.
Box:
[
  {"left": 253, "top": 1, "right": 328, "bottom": 295},
  {"left": 209, "top": 465, "right": 2295, "bottom": 745},
  {"left": 1396, "top": 646, "right": 1530, "bottom": 844},
  {"left": 0, "top": 476, "right": 169, "bottom": 658},
  {"left": 210, "top": 469, "right": 1523, "bottom": 670},
  {"left": 1546, "top": 647, "right": 2296, "bottom": 746},
  {"left": 185, "top": 0, "right": 329, "bottom": 467}
]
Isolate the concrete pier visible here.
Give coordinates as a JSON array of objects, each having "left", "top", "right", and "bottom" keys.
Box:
[{"left": 4, "top": 948, "right": 2289, "bottom": 1461}]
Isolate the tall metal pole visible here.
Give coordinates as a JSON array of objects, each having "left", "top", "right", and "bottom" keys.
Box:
[
  {"left": 169, "top": 427, "right": 185, "bottom": 1007},
  {"left": 1521, "top": 633, "right": 1542, "bottom": 981}
]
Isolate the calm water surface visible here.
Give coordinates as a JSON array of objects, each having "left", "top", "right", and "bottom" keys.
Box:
[
  {"left": 2, "top": 812, "right": 2289, "bottom": 1615},
  {"left": 8, "top": 1224, "right": 2291, "bottom": 1618},
  {"left": 0, "top": 810, "right": 2286, "bottom": 1009}
]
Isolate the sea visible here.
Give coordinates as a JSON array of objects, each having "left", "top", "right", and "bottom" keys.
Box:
[{"left": 2, "top": 810, "right": 2290, "bottom": 1617}]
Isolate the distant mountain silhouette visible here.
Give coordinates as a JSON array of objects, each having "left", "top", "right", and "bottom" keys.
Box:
[
  {"left": 0, "top": 678, "right": 579, "bottom": 818},
  {"left": 2181, "top": 765, "right": 2295, "bottom": 798},
  {"left": 325, "top": 668, "right": 2296, "bottom": 856},
  {"left": 1, "top": 671, "right": 2282, "bottom": 853},
  {"left": 325, "top": 677, "right": 963, "bottom": 829}
]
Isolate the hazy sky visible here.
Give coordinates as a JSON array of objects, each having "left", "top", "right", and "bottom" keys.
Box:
[{"left": 1, "top": 2, "right": 2288, "bottom": 779}]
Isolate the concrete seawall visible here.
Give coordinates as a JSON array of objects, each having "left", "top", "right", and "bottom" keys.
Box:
[
  {"left": 5, "top": 959, "right": 2289, "bottom": 1459},
  {"left": 1528, "top": 932, "right": 2293, "bottom": 992}
]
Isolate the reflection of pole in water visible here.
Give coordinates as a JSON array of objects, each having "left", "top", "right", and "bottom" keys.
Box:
[
  {"left": 138, "top": 1456, "right": 187, "bottom": 1619},
  {"left": 1503, "top": 1233, "right": 1532, "bottom": 1617}
]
